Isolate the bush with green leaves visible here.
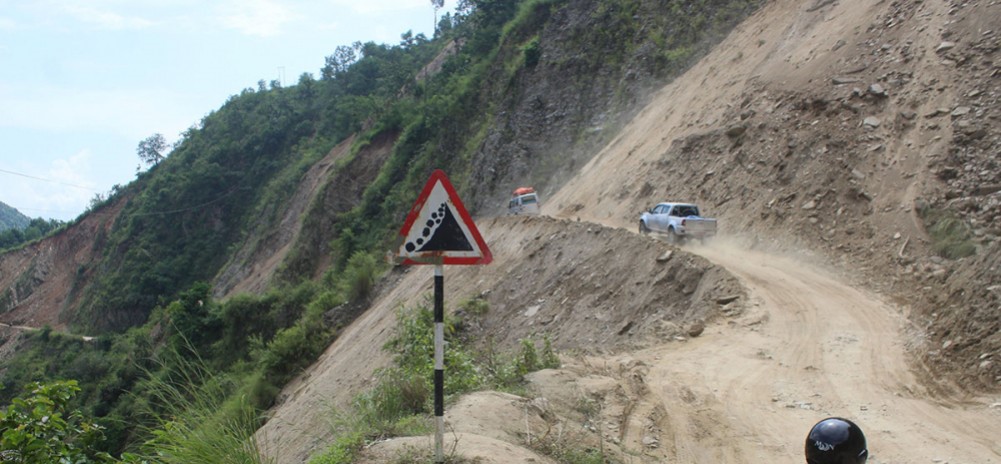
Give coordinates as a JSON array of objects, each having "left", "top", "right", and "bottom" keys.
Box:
[
  {"left": 0, "top": 380, "right": 114, "bottom": 463},
  {"left": 920, "top": 206, "right": 976, "bottom": 259},
  {"left": 384, "top": 303, "right": 483, "bottom": 399},
  {"left": 311, "top": 301, "right": 568, "bottom": 462},
  {"left": 339, "top": 251, "right": 380, "bottom": 303}
]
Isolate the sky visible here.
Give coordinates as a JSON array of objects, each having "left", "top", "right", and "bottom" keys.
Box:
[{"left": 0, "top": 0, "right": 457, "bottom": 221}]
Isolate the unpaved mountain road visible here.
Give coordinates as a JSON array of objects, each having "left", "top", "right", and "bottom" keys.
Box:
[
  {"left": 625, "top": 237, "right": 1001, "bottom": 462},
  {"left": 261, "top": 215, "right": 1001, "bottom": 463}
]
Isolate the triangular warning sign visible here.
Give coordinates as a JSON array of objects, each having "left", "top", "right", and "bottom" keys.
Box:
[{"left": 393, "top": 170, "right": 492, "bottom": 265}]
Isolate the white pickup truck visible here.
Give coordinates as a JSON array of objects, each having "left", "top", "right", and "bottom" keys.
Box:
[{"left": 638, "top": 202, "right": 717, "bottom": 244}]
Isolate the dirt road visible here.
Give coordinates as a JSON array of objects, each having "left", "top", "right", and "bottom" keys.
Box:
[
  {"left": 629, "top": 238, "right": 1001, "bottom": 462},
  {"left": 532, "top": 0, "right": 1001, "bottom": 457},
  {"left": 260, "top": 214, "right": 1001, "bottom": 462}
]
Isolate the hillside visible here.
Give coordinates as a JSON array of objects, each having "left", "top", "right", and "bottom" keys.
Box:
[
  {"left": 548, "top": 0, "right": 1001, "bottom": 392},
  {"left": 0, "top": 202, "right": 29, "bottom": 232},
  {"left": 263, "top": 0, "right": 1001, "bottom": 462},
  {"left": 0, "top": 0, "right": 999, "bottom": 462}
]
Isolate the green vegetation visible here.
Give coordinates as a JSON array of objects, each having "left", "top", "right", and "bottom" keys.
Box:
[
  {"left": 0, "top": 201, "right": 31, "bottom": 232},
  {"left": 920, "top": 206, "right": 977, "bottom": 259},
  {"left": 309, "top": 301, "right": 561, "bottom": 463},
  {"left": 0, "top": 274, "right": 347, "bottom": 455},
  {"left": 1, "top": 0, "right": 764, "bottom": 460},
  {"left": 0, "top": 217, "right": 65, "bottom": 251},
  {"left": 0, "top": 380, "right": 114, "bottom": 463},
  {"left": 120, "top": 349, "right": 269, "bottom": 464}
]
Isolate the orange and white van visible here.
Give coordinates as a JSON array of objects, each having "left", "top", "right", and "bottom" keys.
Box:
[{"left": 508, "top": 187, "right": 540, "bottom": 215}]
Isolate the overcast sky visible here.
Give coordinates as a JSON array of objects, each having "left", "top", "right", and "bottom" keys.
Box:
[{"left": 0, "top": 0, "right": 456, "bottom": 221}]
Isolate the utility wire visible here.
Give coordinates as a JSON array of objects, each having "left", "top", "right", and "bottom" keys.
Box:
[
  {"left": 5, "top": 206, "right": 81, "bottom": 216},
  {"left": 130, "top": 185, "right": 248, "bottom": 216},
  {"left": 2, "top": 158, "right": 253, "bottom": 220},
  {"left": 0, "top": 167, "right": 99, "bottom": 191}
]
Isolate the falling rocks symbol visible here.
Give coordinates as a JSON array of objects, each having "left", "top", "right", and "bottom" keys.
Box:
[{"left": 404, "top": 202, "right": 473, "bottom": 253}]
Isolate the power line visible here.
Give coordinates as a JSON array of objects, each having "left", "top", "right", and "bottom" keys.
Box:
[
  {"left": 0, "top": 167, "right": 99, "bottom": 191},
  {"left": 131, "top": 185, "right": 247, "bottom": 216},
  {"left": 4, "top": 206, "right": 81, "bottom": 216}
]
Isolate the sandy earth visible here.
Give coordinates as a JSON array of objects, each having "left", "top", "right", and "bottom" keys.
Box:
[
  {"left": 265, "top": 228, "right": 1001, "bottom": 463},
  {"left": 630, "top": 239, "right": 1001, "bottom": 462},
  {"left": 257, "top": 215, "right": 739, "bottom": 463},
  {"left": 393, "top": 238, "right": 1001, "bottom": 463}
]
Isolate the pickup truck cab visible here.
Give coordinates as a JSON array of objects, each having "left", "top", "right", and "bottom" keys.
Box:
[
  {"left": 509, "top": 187, "right": 540, "bottom": 215},
  {"left": 639, "top": 202, "right": 717, "bottom": 244}
]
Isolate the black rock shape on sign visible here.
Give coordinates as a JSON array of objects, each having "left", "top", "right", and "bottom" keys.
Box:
[{"left": 404, "top": 202, "right": 473, "bottom": 253}]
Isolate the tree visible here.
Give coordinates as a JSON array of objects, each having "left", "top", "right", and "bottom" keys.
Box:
[
  {"left": 136, "top": 133, "right": 167, "bottom": 167},
  {"left": 431, "top": 0, "right": 445, "bottom": 35},
  {"left": 322, "top": 43, "right": 361, "bottom": 80}
]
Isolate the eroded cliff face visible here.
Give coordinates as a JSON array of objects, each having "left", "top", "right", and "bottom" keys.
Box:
[
  {"left": 0, "top": 197, "right": 126, "bottom": 332},
  {"left": 463, "top": 0, "right": 764, "bottom": 216},
  {"left": 543, "top": 0, "right": 1001, "bottom": 390}
]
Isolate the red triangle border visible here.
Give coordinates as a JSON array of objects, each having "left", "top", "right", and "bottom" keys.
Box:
[{"left": 395, "top": 169, "right": 492, "bottom": 265}]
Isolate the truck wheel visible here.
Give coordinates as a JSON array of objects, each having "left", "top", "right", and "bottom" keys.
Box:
[
  {"left": 639, "top": 221, "right": 650, "bottom": 235},
  {"left": 667, "top": 228, "right": 681, "bottom": 245}
]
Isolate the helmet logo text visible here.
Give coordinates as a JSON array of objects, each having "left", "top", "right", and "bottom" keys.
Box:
[{"left": 814, "top": 440, "right": 835, "bottom": 452}]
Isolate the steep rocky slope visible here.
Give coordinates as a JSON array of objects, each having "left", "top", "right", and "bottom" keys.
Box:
[
  {"left": 548, "top": 0, "right": 1000, "bottom": 392},
  {"left": 0, "top": 198, "right": 127, "bottom": 331},
  {"left": 257, "top": 216, "right": 741, "bottom": 462},
  {"left": 464, "top": 0, "right": 762, "bottom": 213},
  {"left": 211, "top": 130, "right": 399, "bottom": 298}
]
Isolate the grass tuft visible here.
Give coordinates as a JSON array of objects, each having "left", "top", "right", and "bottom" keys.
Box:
[
  {"left": 123, "top": 347, "right": 271, "bottom": 464},
  {"left": 920, "top": 206, "right": 977, "bottom": 259}
]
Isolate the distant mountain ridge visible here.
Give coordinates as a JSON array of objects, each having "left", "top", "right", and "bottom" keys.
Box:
[{"left": 0, "top": 201, "right": 30, "bottom": 232}]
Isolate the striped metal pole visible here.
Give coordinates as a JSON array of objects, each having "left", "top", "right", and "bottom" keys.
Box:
[{"left": 434, "top": 264, "right": 445, "bottom": 463}]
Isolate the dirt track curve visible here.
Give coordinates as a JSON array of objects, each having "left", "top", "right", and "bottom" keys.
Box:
[
  {"left": 624, "top": 238, "right": 1001, "bottom": 462},
  {"left": 262, "top": 216, "right": 1001, "bottom": 463}
]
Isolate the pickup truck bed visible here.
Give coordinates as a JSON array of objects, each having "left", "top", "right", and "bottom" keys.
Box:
[{"left": 639, "top": 202, "right": 717, "bottom": 244}]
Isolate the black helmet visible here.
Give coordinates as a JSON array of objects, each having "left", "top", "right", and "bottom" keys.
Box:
[{"left": 805, "top": 417, "right": 868, "bottom": 464}]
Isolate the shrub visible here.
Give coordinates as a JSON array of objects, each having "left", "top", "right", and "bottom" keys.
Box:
[
  {"left": 920, "top": 206, "right": 977, "bottom": 259},
  {"left": 308, "top": 430, "right": 365, "bottom": 464},
  {"left": 340, "top": 251, "right": 380, "bottom": 303},
  {"left": 312, "top": 305, "right": 573, "bottom": 462},
  {"left": 0, "top": 380, "right": 114, "bottom": 463},
  {"left": 458, "top": 297, "right": 489, "bottom": 316},
  {"left": 384, "top": 305, "right": 483, "bottom": 395},
  {"left": 260, "top": 322, "right": 330, "bottom": 385},
  {"left": 522, "top": 37, "right": 541, "bottom": 68}
]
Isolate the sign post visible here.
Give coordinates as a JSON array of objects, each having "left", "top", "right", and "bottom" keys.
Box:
[{"left": 393, "top": 169, "right": 491, "bottom": 463}]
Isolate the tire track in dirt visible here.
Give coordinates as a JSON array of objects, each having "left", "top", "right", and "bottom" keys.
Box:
[{"left": 626, "top": 239, "right": 1001, "bottom": 462}]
